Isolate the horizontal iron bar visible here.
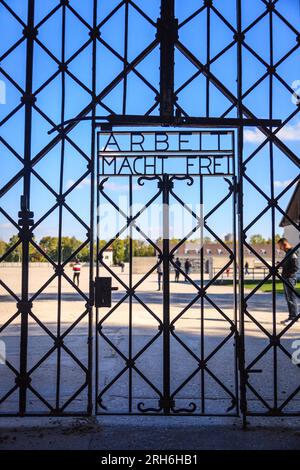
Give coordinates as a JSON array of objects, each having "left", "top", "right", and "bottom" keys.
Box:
[
  {"left": 97, "top": 173, "right": 234, "bottom": 177},
  {"left": 98, "top": 130, "right": 235, "bottom": 135},
  {"left": 100, "top": 115, "right": 282, "bottom": 128},
  {"left": 49, "top": 115, "right": 281, "bottom": 133},
  {"left": 0, "top": 412, "right": 239, "bottom": 418},
  {"left": 95, "top": 412, "right": 240, "bottom": 417},
  {"left": 245, "top": 412, "right": 300, "bottom": 417},
  {"left": 98, "top": 151, "right": 234, "bottom": 156}
]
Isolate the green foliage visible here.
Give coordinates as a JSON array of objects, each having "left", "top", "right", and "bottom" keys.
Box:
[
  {"left": 112, "top": 238, "right": 154, "bottom": 263},
  {"left": 4, "top": 235, "right": 22, "bottom": 262},
  {"left": 0, "top": 240, "right": 6, "bottom": 257},
  {"left": 112, "top": 238, "right": 126, "bottom": 264},
  {"left": 1, "top": 235, "right": 156, "bottom": 263},
  {"left": 39, "top": 236, "right": 89, "bottom": 262},
  {"left": 249, "top": 234, "right": 266, "bottom": 244},
  {"left": 250, "top": 233, "right": 283, "bottom": 245},
  {"left": 266, "top": 234, "right": 282, "bottom": 244}
]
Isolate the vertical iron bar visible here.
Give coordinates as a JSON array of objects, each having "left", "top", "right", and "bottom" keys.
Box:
[
  {"left": 55, "top": 0, "right": 66, "bottom": 413},
  {"left": 206, "top": 2, "right": 211, "bottom": 118},
  {"left": 232, "top": 135, "right": 239, "bottom": 413},
  {"left": 122, "top": 0, "right": 129, "bottom": 115},
  {"left": 159, "top": 0, "right": 177, "bottom": 119},
  {"left": 88, "top": 0, "right": 98, "bottom": 415},
  {"left": 200, "top": 176, "right": 205, "bottom": 413},
  {"left": 19, "top": 0, "right": 35, "bottom": 416},
  {"left": 95, "top": 134, "right": 100, "bottom": 414},
  {"left": 236, "top": 0, "right": 247, "bottom": 428},
  {"left": 162, "top": 174, "right": 171, "bottom": 413},
  {"left": 129, "top": 175, "right": 133, "bottom": 412},
  {"left": 269, "top": 3, "right": 277, "bottom": 412}
]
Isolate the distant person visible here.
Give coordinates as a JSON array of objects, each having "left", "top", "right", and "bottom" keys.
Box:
[
  {"left": 120, "top": 261, "right": 125, "bottom": 273},
  {"left": 157, "top": 259, "right": 163, "bottom": 291},
  {"left": 184, "top": 259, "right": 191, "bottom": 281},
  {"left": 72, "top": 258, "right": 81, "bottom": 287},
  {"left": 245, "top": 261, "right": 249, "bottom": 275},
  {"left": 277, "top": 238, "right": 299, "bottom": 325},
  {"left": 226, "top": 267, "right": 230, "bottom": 278},
  {"left": 175, "top": 257, "right": 181, "bottom": 282}
]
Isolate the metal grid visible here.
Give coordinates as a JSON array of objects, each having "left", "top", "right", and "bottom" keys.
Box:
[
  {"left": 96, "top": 130, "right": 238, "bottom": 415},
  {"left": 0, "top": 0, "right": 299, "bottom": 419}
]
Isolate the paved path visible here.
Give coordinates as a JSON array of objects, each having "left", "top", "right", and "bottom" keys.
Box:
[
  {"left": 0, "top": 416, "right": 300, "bottom": 450},
  {"left": 1, "top": 266, "right": 299, "bottom": 417}
]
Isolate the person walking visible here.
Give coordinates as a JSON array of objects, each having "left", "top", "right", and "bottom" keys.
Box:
[
  {"left": 174, "top": 257, "right": 181, "bottom": 282},
  {"left": 277, "top": 238, "right": 299, "bottom": 325},
  {"left": 184, "top": 258, "right": 191, "bottom": 281},
  {"left": 245, "top": 261, "right": 249, "bottom": 275},
  {"left": 72, "top": 258, "right": 81, "bottom": 287},
  {"left": 120, "top": 261, "right": 125, "bottom": 273}
]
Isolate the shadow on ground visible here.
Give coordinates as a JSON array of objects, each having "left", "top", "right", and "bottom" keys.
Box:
[{"left": 0, "top": 417, "right": 300, "bottom": 450}]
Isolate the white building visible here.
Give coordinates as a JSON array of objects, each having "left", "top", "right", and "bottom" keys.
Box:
[{"left": 102, "top": 247, "right": 113, "bottom": 266}]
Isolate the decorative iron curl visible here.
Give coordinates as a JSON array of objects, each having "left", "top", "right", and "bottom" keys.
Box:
[
  {"left": 97, "top": 397, "right": 108, "bottom": 411},
  {"left": 98, "top": 177, "right": 109, "bottom": 192},
  {"left": 137, "top": 175, "right": 162, "bottom": 186},
  {"left": 170, "top": 401, "right": 197, "bottom": 414},
  {"left": 137, "top": 402, "right": 163, "bottom": 413},
  {"left": 224, "top": 177, "right": 234, "bottom": 193},
  {"left": 170, "top": 174, "right": 194, "bottom": 186},
  {"left": 226, "top": 398, "right": 237, "bottom": 413}
]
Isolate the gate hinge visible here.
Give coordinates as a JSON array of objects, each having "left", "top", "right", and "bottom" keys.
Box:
[{"left": 18, "top": 195, "right": 34, "bottom": 228}]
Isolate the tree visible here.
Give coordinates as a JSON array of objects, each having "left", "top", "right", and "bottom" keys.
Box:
[
  {"left": 5, "top": 235, "right": 22, "bottom": 262},
  {"left": 250, "top": 234, "right": 266, "bottom": 244},
  {"left": 38, "top": 236, "right": 86, "bottom": 262},
  {"left": 39, "top": 236, "right": 58, "bottom": 260},
  {"left": 79, "top": 244, "right": 90, "bottom": 262},
  {"left": 113, "top": 239, "right": 126, "bottom": 264},
  {"left": 61, "top": 236, "right": 82, "bottom": 261},
  {"left": 0, "top": 240, "right": 6, "bottom": 258},
  {"left": 266, "top": 233, "right": 282, "bottom": 244},
  {"left": 29, "top": 236, "right": 43, "bottom": 262}
]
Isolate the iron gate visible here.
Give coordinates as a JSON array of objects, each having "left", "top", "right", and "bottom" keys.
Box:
[
  {"left": 0, "top": 0, "right": 299, "bottom": 421},
  {"left": 95, "top": 129, "right": 239, "bottom": 415}
]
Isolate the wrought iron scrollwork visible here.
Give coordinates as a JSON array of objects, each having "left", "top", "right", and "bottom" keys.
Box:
[
  {"left": 170, "top": 402, "right": 197, "bottom": 414},
  {"left": 170, "top": 174, "right": 194, "bottom": 186},
  {"left": 137, "top": 402, "right": 163, "bottom": 413},
  {"left": 137, "top": 175, "right": 162, "bottom": 187}
]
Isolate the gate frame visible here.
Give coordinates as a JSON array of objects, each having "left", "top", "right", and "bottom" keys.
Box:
[
  {"left": 95, "top": 127, "right": 239, "bottom": 417},
  {"left": 3, "top": 0, "right": 299, "bottom": 423}
]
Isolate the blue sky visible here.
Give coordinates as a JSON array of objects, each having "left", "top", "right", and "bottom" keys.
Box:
[{"left": 0, "top": 0, "right": 299, "bottom": 244}]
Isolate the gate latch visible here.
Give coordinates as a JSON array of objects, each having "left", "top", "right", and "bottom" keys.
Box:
[{"left": 94, "top": 277, "right": 118, "bottom": 308}]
